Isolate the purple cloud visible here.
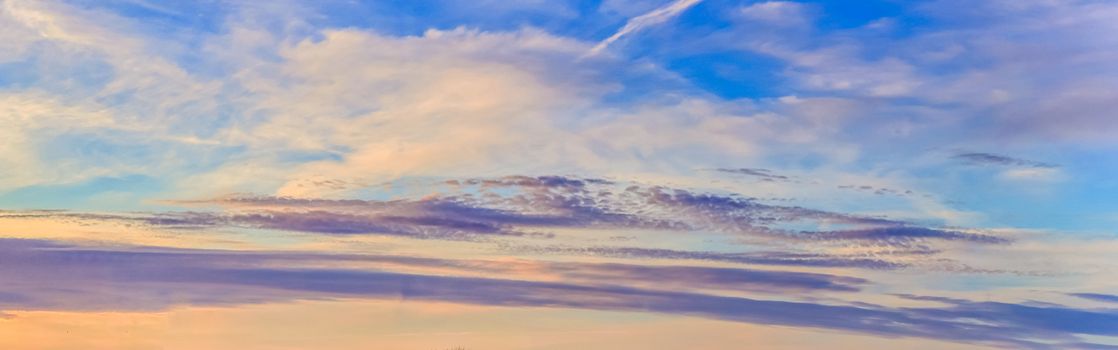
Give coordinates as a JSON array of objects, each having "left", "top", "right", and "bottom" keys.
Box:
[
  {"left": 954, "top": 152, "right": 1057, "bottom": 168},
  {"left": 1072, "top": 293, "right": 1118, "bottom": 304},
  {"left": 714, "top": 167, "right": 791, "bottom": 181},
  {"left": 807, "top": 226, "right": 1011, "bottom": 244},
  {"left": 181, "top": 177, "right": 989, "bottom": 251},
  {"left": 12, "top": 175, "right": 1011, "bottom": 272},
  {"left": 0, "top": 238, "right": 1114, "bottom": 349},
  {"left": 502, "top": 244, "right": 907, "bottom": 269}
]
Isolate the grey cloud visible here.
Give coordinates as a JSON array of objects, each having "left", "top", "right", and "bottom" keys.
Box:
[
  {"left": 714, "top": 167, "right": 791, "bottom": 181},
  {"left": 1071, "top": 293, "right": 1118, "bottom": 304},
  {"left": 954, "top": 152, "right": 1057, "bottom": 168},
  {"left": 807, "top": 226, "right": 1011, "bottom": 245}
]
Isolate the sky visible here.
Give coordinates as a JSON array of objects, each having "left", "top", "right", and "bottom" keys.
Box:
[{"left": 1, "top": 0, "right": 1117, "bottom": 349}]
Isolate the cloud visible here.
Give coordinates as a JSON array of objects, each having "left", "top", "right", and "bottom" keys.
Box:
[
  {"left": 1, "top": 237, "right": 1116, "bottom": 349},
  {"left": 584, "top": 0, "right": 703, "bottom": 57},
  {"left": 500, "top": 244, "right": 907, "bottom": 269},
  {"left": 0, "top": 174, "right": 994, "bottom": 278},
  {"left": 726, "top": 0, "right": 1118, "bottom": 142},
  {"left": 0, "top": 237, "right": 869, "bottom": 301},
  {"left": 450, "top": 175, "right": 615, "bottom": 189},
  {"left": 5, "top": 174, "right": 1018, "bottom": 274},
  {"left": 808, "top": 226, "right": 1010, "bottom": 245},
  {"left": 167, "top": 175, "right": 1008, "bottom": 250},
  {"left": 0, "top": 0, "right": 895, "bottom": 208},
  {"left": 738, "top": 1, "right": 813, "bottom": 27},
  {"left": 714, "top": 168, "right": 791, "bottom": 181},
  {"left": 954, "top": 152, "right": 1057, "bottom": 169},
  {"left": 541, "top": 261, "right": 869, "bottom": 292},
  {"left": 1071, "top": 293, "right": 1118, "bottom": 304},
  {"left": 194, "top": 25, "right": 790, "bottom": 199},
  {"left": 1, "top": 205, "right": 915, "bottom": 271}
]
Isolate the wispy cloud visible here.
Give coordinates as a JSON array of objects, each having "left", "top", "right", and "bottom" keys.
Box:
[
  {"left": 714, "top": 167, "right": 791, "bottom": 182},
  {"left": 1070, "top": 293, "right": 1118, "bottom": 304},
  {"left": 954, "top": 152, "right": 1057, "bottom": 168},
  {"left": 738, "top": 1, "right": 813, "bottom": 27},
  {"left": 584, "top": 0, "right": 703, "bottom": 57},
  {"left": 499, "top": 244, "right": 908, "bottom": 269}
]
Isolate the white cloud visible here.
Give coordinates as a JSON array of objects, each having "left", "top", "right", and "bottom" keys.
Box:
[
  {"left": 584, "top": 0, "right": 703, "bottom": 57},
  {"left": 0, "top": 94, "right": 117, "bottom": 190},
  {"left": 738, "top": 1, "right": 813, "bottom": 27},
  {"left": 0, "top": 0, "right": 236, "bottom": 191},
  {"left": 1001, "top": 167, "right": 1063, "bottom": 182},
  {"left": 214, "top": 27, "right": 784, "bottom": 197}
]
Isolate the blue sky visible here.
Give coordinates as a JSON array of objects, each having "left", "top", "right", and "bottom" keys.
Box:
[{"left": 1, "top": 0, "right": 1117, "bottom": 349}]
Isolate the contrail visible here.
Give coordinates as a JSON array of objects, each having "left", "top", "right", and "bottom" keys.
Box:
[{"left": 583, "top": 0, "right": 704, "bottom": 58}]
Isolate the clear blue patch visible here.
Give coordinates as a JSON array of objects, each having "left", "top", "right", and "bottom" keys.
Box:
[
  {"left": 666, "top": 52, "right": 787, "bottom": 98},
  {"left": 39, "top": 131, "right": 158, "bottom": 166},
  {"left": 674, "top": 0, "right": 739, "bottom": 32},
  {"left": 62, "top": 0, "right": 226, "bottom": 34},
  {"left": 306, "top": 0, "right": 591, "bottom": 38},
  {"left": 276, "top": 150, "right": 347, "bottom": 164},
  {"left": 0, "top": 175, "right": 164, "bottom": 211},
  {"left": 805, "top": 0, "right": 906, "bottom": 30},
  {"left": 0, "top": 44, "right": 116, "bottom": 92},
  {"left": 0, "top": 61, "right": 38, "bottom": 89}
]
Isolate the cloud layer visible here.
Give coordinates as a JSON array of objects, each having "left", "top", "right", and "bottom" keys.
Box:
[
  {"left": 1, "top": 0, "right": 1117, "bottom": 349},
  {"left": 1, "top": 237, "right": 1116, "bottom": 349}
]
